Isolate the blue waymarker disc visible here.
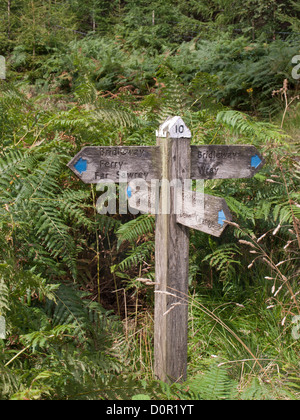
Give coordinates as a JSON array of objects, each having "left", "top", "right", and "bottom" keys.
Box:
[
  {"left": 74, "top": 158, "right": 87, "bottom": 174},
  {"left": 127, "top": 186, "right": 132, "bottom": 198},
  {"left": 218, "top": 210, "right": 226, "bottom": 226}
]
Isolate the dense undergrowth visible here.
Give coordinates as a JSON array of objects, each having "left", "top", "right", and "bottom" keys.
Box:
[{"left": 0, "top": 1, "right": 299, "bottom": 400}]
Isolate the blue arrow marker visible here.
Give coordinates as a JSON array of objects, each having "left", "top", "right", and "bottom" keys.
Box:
[
  {"left": 74, "top": 158, "right": 87, "bottom": 174},
  {"left": 251, "top": 154, "right": 262, "bottom": 169},
  {"left": 127, "top": 185, "right": 132, "bottom": 198},
  {"left": 218, "top": 210, "right": 226, "bottom": 226}
]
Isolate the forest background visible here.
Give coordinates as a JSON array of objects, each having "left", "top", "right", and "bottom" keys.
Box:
[{"left": 0, "top": 0, "right": 299, "bottom": 400}]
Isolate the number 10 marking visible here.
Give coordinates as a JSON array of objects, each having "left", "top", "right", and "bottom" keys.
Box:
[{"left": 176, "top": 125, "right": 184, "bottom": 134}]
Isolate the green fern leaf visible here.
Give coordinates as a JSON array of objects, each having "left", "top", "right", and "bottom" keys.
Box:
[
  {"left": 216, "top": 110, "right": 285, "bottom": 143},
  {"left": 188, "top": 364, "right": 238, "bottom": 400},
  {"left": 116, "top": 241, "right": 155, "bottom": 271},
  {"left": 117, "top": 215, "right": 155, "bottom": 247}
]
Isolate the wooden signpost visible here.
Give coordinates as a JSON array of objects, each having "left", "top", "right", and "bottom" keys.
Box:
[{"left": 68, "top": 116, "right": 265, "bottom": 383}]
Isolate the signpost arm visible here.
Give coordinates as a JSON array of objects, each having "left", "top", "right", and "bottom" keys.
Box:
[{"left": 154, "top": 117, "right": 191, "bottom": 383}]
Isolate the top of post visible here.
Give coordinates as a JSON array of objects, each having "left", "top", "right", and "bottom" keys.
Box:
[{"left": 156, "top": 116, "right": 191, "bottom": 139}]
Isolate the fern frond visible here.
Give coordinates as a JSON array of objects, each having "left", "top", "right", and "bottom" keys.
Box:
[
  {"left": 187, "top": 364, "right": 238, "bottom": 400},
  {"left": 116, "top": 215, "right": 155, "bottom": 247},
  {"left": 0, "top": 366, "right": 19, "bottom": 399},
  {"left": 58, "top": 189, "right": 94, "bottom": 230},
  {"left": 241, "top": 377, "right": 276, "bottom": 400},
  {"left": 49, "top": 285, "right": 121, "bottom": 348},
  {"left": 35, "top": 203, "right": 76, "bottom": 254},
  {"left": 74, "top": 74, "right": 99, "bottom": 105},
  {"left": 94, "top": 98, "right": 141, "bottom": 129},
  {"left": 50, "top": 285, "right": 90, "bottom": 341},
  {"left": 273, "top": 197, "right": 300, "bottom": 224},
  {"left": 154, "top": 65, "right": 192, "bottom": 123},
  {"left": 216, "top": 110, "right": 286, "bottom": 143},
  {"left": 202, "top": 244, "right": 242, "bottom": 283},
  {"left": 0, "top": 150, "right": 91, "bottom": 278},
  {"left": 21, "top": 325, "right": 75, "bottom": 352},
  {"left": 47, "top": 107, "right": 95, "bottom": 132},
  {"left": 0, "top": 150, "right": 35, "bottom": 194},
  {"left": 0, "top": 262, "right": 58, "bottom": 306},
  {"left": 116, "top": 241, "right": 155, "bottom": 272},
  {"left": 14, "top": 157, "right": 62, "bottom": 212}
]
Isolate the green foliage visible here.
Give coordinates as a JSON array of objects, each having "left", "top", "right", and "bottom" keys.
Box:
[
  {"left": 0, "top": 260, "right": 144, "bottom": 400},
  {"left": 117, "top": 215, "right": 155, "bottom": 246},
  {"left": 202, "top": 244, "right": 242, "bottom": 284},
  {"left": 186, "top": 364, "right": 239, "bottom": 400},
  {"left": 216, "top": 110, "right": 286, "bottom": 143},
  {"left": 115, "top": 241, "right": 155, "bottom": 272},
  {"left": 0, "top": 150, "right": 78, "bottom": 278},
  {"left": 180, "top": 37, "right": 300, "bottom": 116}
]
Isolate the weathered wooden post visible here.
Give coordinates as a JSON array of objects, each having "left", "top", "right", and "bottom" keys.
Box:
[{"left": 154, "top": 117, "right": 192, "bottom": 383}]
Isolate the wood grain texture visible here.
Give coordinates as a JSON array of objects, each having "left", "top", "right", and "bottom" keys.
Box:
[
  {"left": 68, "top": 146, "right": 160, "bottom": 183},
  {"left": 176, "top": 191, "right": 232, "bottom": 237},
  {"left": 190, "top": 145, "right": 264, "bottom": 179},
  {"left": 154, "top": 129, "right": 191, "bottom": 383}
]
